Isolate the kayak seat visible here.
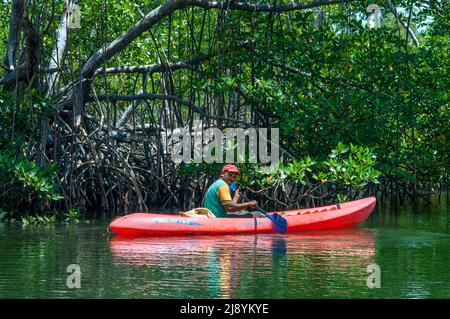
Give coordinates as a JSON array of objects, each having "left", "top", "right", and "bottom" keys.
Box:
[{"left": 179, "top": 207, "right": 216, "bottom": 218}]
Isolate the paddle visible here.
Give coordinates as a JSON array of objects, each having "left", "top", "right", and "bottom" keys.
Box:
[
  {"left": 254, "top": 205, "right": 288, "bottom": 235},
  {"left": 231, "top": 183, "right": 288, "bottom": 234}
]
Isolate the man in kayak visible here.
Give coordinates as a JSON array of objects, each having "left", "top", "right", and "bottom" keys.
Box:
[{"left": 203, "top": 164, "right": 259, "bottom": 218}]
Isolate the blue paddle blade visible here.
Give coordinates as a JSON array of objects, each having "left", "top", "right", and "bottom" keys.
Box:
[{"left": 267, "top": 213, "right": 288, "bottom": 234}]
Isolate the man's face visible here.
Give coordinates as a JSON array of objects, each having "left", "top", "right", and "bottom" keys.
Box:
[{"left": 222, "top": 171, "right": 238, "bottom": 185}]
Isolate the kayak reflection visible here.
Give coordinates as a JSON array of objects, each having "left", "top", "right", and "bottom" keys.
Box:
[
  {"left": 109, "top": 229, "right": 375, "bottom": 297},
  {"left": 109, "top": 229, "right": 375, "bottom": 264}
]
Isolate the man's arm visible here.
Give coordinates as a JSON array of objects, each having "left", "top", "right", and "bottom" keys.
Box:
[
  {"left": 223, "top": 199, "right": 257, "bottom": 212},
  {"left": 218, "top": 184, "right": 257, "bottom": 212}
]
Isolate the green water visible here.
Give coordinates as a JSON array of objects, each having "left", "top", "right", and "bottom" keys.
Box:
[{"left": 0, "top": 198, "right": 449, "bottom": 299}]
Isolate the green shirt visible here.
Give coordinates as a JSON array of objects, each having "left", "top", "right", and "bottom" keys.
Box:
[{"left": 202, "top": 179, "right": 232, "bottom": 218}]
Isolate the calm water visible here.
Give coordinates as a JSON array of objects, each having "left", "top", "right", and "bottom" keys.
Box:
[{"left": 0, "top": 198, "right": 449, "bottom": 299}]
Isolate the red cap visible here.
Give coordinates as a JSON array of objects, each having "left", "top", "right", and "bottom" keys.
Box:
[{"left": 221, "top": 164, "right": 240, "bottom": 176}]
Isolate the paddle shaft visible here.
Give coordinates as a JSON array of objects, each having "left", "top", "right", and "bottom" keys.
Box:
[
  {"left": 238, "top": 190, "right": 287, "bottom": 234},
  {"left": 254, "top": 205, "right": 270, "bottom": 216},
  {"left": 235, "top": 187, "right": 270, "bottom": 215}
]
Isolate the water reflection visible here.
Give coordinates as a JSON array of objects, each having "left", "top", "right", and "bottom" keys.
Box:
[
  {"left": 2, "top": 209, "right": 450, "bottom": 298},
  {"left": 109, "top": 229, "right": 376, "bottom": 298},
  {"left": 109, "top": 229, "right": 375, "bottom": 263}
]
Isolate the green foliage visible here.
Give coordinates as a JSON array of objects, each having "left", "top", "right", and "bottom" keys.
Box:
[
  {"left": 21, "top": 214, "right": 57, "bottom": 226},
  {"left": 218, "top": 2, "right": 449, "bottom": 194},
  {"left": 0, "top": 89, "right": 62, "bottom": 216},
  {"left": 14, "top": 160, "right": 63, "bottom": 202},
  {"left": 0, "top": 208, "right": 9, "bottom": 221},
  {"left": 0, "top": 153, "right": 63, "bottom": 212},
  {"left": 0, "top": 89, "right": 53, "bottom": 150},
  {"left": 181, "top": 143, "right": 380, "bottom": 204},
  {"left": 242, "top": 143, "right": 380, "bottom": 192},
  {"left": 64, "top": 207, "right": 82, "bottom": 224},
  {"left": 336, "top": 193, "right": 349, "bottom": 203},
  {"left": 323, "top": 143, "right": 381, "bottom": 188}
]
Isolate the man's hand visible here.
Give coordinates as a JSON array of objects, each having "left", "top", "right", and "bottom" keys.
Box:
[{"left": 232, "top": 188, "right": 241, "bottom": 203}]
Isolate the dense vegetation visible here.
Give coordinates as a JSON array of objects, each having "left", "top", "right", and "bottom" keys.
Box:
[{"left": 0, "top": 0, "right": 448, "bottom": 220}]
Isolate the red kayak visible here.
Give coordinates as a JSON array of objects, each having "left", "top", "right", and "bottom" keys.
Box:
[{"left": 108, "top": 197, "right": 376, "bottom": 236}]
